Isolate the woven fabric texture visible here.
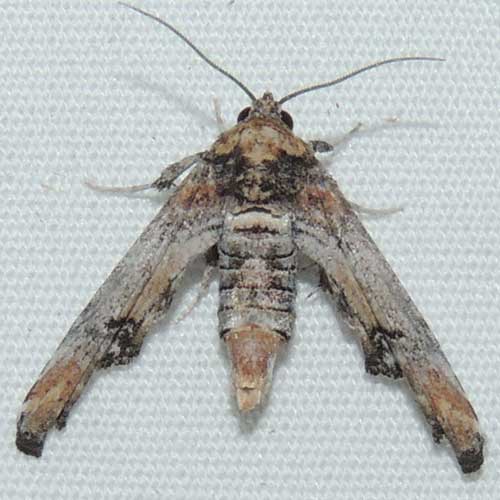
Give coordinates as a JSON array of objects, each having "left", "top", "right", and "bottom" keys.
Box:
[{"left": 1, "top": 1, "right": 498, "bottom": 498}]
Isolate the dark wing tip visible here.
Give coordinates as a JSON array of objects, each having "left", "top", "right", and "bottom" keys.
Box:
[
  {"left": 16, "top": 427, "right": 44, "bottom": 458},
  {"left": 458, "top": 433, "right": 484, "bottom": 474}
]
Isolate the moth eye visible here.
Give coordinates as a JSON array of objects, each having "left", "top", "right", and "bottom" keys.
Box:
[
  {"left": 237, "top": 107, "right": 251, "bottom": 123},
  {"left": 280, "top": 110, "right": 294, "bottom": 129}
]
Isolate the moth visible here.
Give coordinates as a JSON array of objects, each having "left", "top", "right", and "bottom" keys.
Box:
[{"left": 17, "top": 3, "right": 484, "bottom": 473}]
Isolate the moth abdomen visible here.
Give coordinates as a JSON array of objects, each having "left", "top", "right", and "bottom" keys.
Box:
[{"left": 218, "top": 207, "right": 296, "bottom": 411}]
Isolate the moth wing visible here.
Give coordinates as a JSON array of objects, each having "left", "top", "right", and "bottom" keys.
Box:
[
  {"left": 17, "top": 161, "right": 223, "bottom": 457},
  {"left": 293, "top": 170, "right": 483, "bottom": 473}
]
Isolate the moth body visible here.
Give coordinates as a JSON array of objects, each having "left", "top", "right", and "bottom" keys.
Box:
[
  {"left": 209, "top": 95, "right": 312, "bottom": 410},
  {"left": 16, "top": 5, "right": 483, "bottom": 473}
]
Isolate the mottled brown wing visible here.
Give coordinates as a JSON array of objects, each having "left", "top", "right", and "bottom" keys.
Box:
[
  {"left": 292, "top": 167, "right": 483, "bottom": 473},
  {"left": 17, "top": 160, "right": 223, "bottom": 457}
]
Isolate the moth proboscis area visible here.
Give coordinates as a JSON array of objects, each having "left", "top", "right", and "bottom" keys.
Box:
[{"left": 16, "top": 3, "right": 483, "bottom": 474}]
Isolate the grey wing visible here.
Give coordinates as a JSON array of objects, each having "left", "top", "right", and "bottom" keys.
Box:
[
  {"left": 17, "top": 160, "right": 223, "bottom": 457},
  {"left": 293, "top": 168, "right": 483, "bottom": 473}
]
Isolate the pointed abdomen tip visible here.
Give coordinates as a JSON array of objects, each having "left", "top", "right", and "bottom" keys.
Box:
[{"left": 224, "top": 326, "right": 285, "bottom": 412}]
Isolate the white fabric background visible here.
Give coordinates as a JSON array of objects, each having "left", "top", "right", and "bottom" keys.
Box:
[{"left": 1, "top": 1, "right": 499, "bottom": 498}]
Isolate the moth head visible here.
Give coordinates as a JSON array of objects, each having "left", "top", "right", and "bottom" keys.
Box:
[{"left": 237, "top": 92, "right": 294, "bottom": 130}]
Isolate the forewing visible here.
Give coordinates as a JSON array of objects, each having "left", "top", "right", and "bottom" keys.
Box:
[
  {"left": 17, "top": 160, "right": 223, "bottom": 457},
  {"left": 293, "top": 166, "right": 483, "bottom": 473}
]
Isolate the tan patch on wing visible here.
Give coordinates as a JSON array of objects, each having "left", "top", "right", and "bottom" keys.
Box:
[
  {"left": 212, "top": 117, "right": 312, "bottom": 164},
  {"left": 333, "top": 263, "right": 379, "bottom": 330},
  {"left": 297, "top": 184, "right": 343, "bottom": 212},
  {"left": 177, "top": 182, "right": 218, "bottom": 210},
  {"left": 421, "top": 367, "right": 479, "bottom": 447},
  {"left": 22, "top": 359, "right": 84, "bottom": 433},
  {"left": 296, "top": 184, "right": 348, "bottom": 231}
]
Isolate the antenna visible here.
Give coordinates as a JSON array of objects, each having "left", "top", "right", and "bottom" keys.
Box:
[
  {"left": 279, "top": 56, "right": 445, "bottom": 104},
  {"left": 119, "top": 2, "right": 256, "bottom": 102}
]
